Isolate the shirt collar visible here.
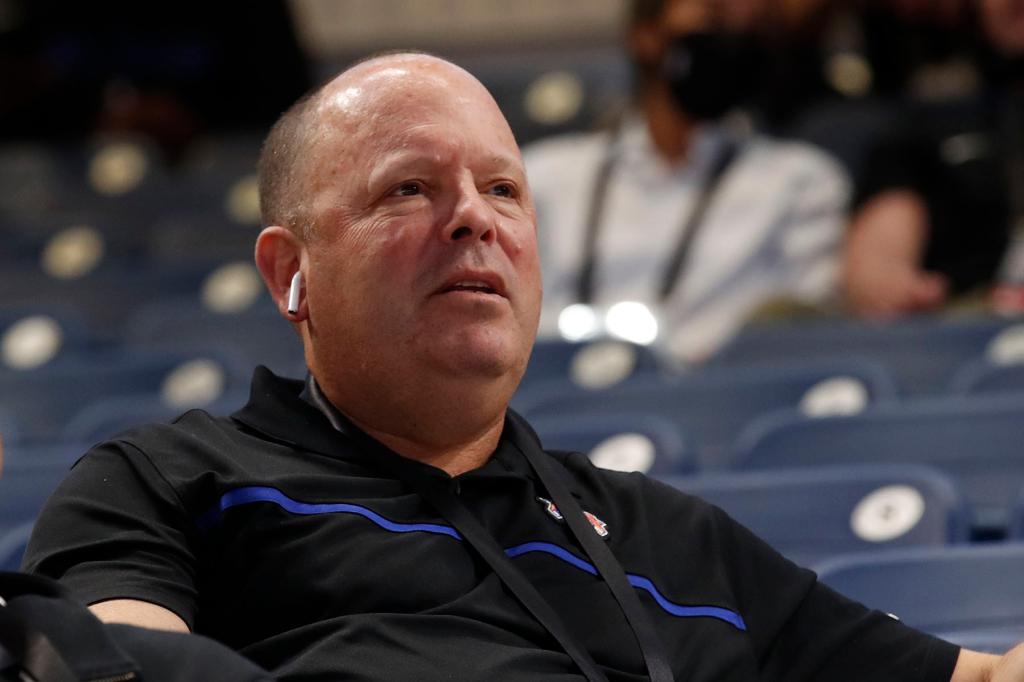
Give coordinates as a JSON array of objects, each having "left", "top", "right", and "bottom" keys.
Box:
[
  {"left": 231, "top": 366, "right": 582, "bottom": 496},
  {"left": 616, "top": 111, "right": 735, "bottom": 179}
]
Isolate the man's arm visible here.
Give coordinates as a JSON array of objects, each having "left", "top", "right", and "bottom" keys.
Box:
[
  {"left": 955, "top": 644, "right": 1024, "bottom": 681},
  {"left": 90, "top": 599, "right": 190, "bottom": 633}
]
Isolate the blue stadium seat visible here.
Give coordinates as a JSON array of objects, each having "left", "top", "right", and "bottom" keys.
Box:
[
  {"left": 125, "top": 300, "right": 304, "bottom": 379},
  {"left": 527, "top": 411, "right": 693, "bottom": 475},
  {"left": 735, "top": 394, "right": 1024, "bottom": 533},
  {"left": 816, "top": 544, "right": 1024, "bottom": 637},
  {"left": 710, "top": 316, "right": 1019, "bottom": 395},
  {"left": 660, "top": 464, "right": 969, "bottom": 566},
  {"left": 516, "top": 339, "right": 664, "bottom": 396},
  {"left": 949, "top": 358, "right": 1024, "bottom": 396},
  {"left": 63, "top": 390, "right": 249, "bottom": 443},
  {"left": 517, "top": 358, "right": 897, "bottom": 469},
  {"left": 0, "top": 349, "right": 249, "bottom": 443},
  {"left": 0, "top": 262, "right": 211, "bottom": 335},
  {"left": 0, "top": 522, "right": 34, "bottom": 572}
]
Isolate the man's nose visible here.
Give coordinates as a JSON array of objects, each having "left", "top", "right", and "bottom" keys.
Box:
[{"left": 444, "top": 183, "right": 497, "bottom": 244}]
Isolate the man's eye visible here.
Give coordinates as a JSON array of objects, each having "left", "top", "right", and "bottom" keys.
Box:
[
  {"left": 395, "top": 182, "right": 422, "bottom": 196},
  {"left": 489, "top": 183, "right": 515, "bottom": 198}
]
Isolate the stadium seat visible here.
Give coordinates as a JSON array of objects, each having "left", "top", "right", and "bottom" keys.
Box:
[
  {"left": 517, "top": 358, "right": 897, "bottom": 469},
  {"left": 0, "top": 349, "right": 249, "bottom": 443},
  {"left": 516, "top": 339, "right": 664, "bottom": 395},
  {"left": 0, "top": 522, "right": 34, "bottom": 572},
  {"left": 660, "top": 464, "right": 969, "bottom": 566},
  {"left": 710, "top": 316, "right": 1021, "bottom": 395},
  {"left": 527, "top": 411, "right": 693, "bottom": 475},
  {"left": 816, "top": 544, "right": 1024, "bottom": 637},
  {"left": 949, "top": 357, "right": 1024, "bottom": 396},
  {"left": 735, "top": 394, "right": 1024, "bottom": 534},
  {"left": 124, "top": 299, "right": 304, "bottom": 379},
  {"left": 63, "top": 390, "right": 249, "bottom": 443}
]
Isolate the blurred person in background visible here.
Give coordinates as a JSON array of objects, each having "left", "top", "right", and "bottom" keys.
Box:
[
  {"left": 524, "top": 0, "right": 851, "bottom": 363},
  {"left": 841, "top": 0, "right": 1024, "bottom": 317}
]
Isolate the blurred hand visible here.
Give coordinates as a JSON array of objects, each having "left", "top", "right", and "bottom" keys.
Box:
[
  {"left": 843, "top": 190, "right": 949, "bottom": 318},
  {"left": 990, "top": 642, "right": 1024, "bottom": 681}
]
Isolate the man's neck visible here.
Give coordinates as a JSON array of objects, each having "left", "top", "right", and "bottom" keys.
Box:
[
  {"left": 642, "top": 82, "right": 696, "bottom": 164},
  {"left": 352, "top": 415, "right": 505, "bottom": 477},
  {"left": 312, "top": 373, "right": 508, "bottom": 477}
]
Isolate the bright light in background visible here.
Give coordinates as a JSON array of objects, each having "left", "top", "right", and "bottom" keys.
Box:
[
  {"left": 605, "top": 301, "right": 659, "bottom": 345},
  {"left": 558, "top": 303, "right": 601, "bottom": 341}
]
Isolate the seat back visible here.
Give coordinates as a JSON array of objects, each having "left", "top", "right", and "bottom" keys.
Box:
[
  {"left": 518, "top": 359, "right": 896, "bottom": 469},
  {"left": 660, "top": 464, "right": 968, "bottom": 566},
  {"left": 711, "top": 316, "right": 1018, "bottom": 395},
  {"left": 528, "top": 411, "right": 693, "bottom": 475},
  {"left": 734, "top": 394, "right": 1024, "bottom": 532},
  {"left": 816, "top": 544, "right": 1024, "bottom": 634}
]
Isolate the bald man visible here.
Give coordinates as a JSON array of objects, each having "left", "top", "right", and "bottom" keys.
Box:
[{"left": 23, "top": 54, "right": 1024, "bottom": 681}]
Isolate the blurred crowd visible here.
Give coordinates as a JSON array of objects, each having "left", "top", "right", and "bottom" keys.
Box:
[{"left": 528, "top": 0, "right": 1024, "bottom": 362}]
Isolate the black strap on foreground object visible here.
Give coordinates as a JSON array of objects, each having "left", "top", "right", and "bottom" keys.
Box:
[
  {"left": 576, "top": 124, "right": 740, "bottom": 305},
  {"left": 0, "top": 608, "right": 78, "bottom": 682},
  {"left": 507, "top": 413, "right": 674, "bottom": 682},
  {"left": 305, "top": 377, "right": 674, "bottom": 681}
]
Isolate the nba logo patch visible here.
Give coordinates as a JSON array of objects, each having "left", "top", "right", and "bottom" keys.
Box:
[{"left": 537, "top": 497, "right": 609, "bottom": 538}]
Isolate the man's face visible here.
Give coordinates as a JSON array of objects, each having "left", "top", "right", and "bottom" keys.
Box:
[{"left": 301, "top": 60, "right": 542, "bottom": 396}]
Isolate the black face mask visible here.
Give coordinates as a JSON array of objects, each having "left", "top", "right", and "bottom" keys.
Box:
[{"left": 661, "top": 32, "right": 763, "bottom": 120}]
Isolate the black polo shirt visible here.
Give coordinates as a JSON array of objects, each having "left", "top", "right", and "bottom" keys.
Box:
[{"left": 24, "top": 367, "right": 959, "bottom": 681}]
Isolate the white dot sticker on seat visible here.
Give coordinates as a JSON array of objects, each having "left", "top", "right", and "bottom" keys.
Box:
[
  {"left": 850, "top": 485, "right": 926, "bottom": 542},
  {"left": 201, "top": 262, "right": 263, "bottom": 313},
  {"left": 799, "top": 377, "right": 869, "bottom": 417},
  {"left": 588, "top": 433, "right": 656, "bottom": 473},
  {"left": 570, "top": 341, "right": 638, "bottom": 390},
  {"left": 1, "top": 315, "right": 62, "bottom": 370},
  {"left": 524, "top": 70, "right": 584, "bottom": 126},
  {"left": 161, "top": 359, "right": 226, "bottom": 408},
  {"left": 987, "top": 324, "right": 1024, "bottom": 365}
]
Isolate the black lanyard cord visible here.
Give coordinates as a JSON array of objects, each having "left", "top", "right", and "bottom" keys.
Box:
[
  {"left": 576, "top": 124, "right": 740, "bottom": 305},
  {"left": 509, "top": 415, "right": 675, "bottom": 682}
]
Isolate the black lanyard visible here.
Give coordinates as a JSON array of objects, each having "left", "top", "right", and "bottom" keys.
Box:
[
  {"left": 304, "top": 378, "right": 674, "bottom": 682},
  {"left": 577, "top": 124, "right": 740, "bottom": 305}
]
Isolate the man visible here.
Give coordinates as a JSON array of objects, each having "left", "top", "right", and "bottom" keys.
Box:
[
  {"left": 22, "top": 53, "right": 1024, "bottom": 680},
  {"left": 525, "top": 0, "right": 849, "bottom": 361}
]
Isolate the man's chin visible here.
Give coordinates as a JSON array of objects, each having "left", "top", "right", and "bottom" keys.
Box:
[{"left": 426, "top": 334, "right": 527, "bottom": 383}]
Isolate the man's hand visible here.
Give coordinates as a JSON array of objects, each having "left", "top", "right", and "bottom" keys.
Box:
[
  {"left": 991, "top": 643, "right": 1024, "bottom": 681},
  {"left": 952, "top": 645, "right": 1024, "bottom": 681},
  {"left": 842, "top": 190, "right": 949, "bottom": 318}
]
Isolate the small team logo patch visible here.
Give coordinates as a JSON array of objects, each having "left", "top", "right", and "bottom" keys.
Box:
[{"left": 537, "top": 496, "right": 609, "bottom": 538}]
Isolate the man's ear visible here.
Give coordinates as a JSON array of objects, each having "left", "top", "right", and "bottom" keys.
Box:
[{"left": 255, "top": 226, "right": 308, "bottom": 321}]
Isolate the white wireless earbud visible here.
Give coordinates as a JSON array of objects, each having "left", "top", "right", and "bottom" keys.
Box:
[{"left": 287, "top": 271, "right": 302, "bottom": 315}]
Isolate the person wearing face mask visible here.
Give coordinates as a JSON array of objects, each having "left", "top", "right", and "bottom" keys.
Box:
[{"left": 524, "top": 0, "right": 851, "bottom": 363}]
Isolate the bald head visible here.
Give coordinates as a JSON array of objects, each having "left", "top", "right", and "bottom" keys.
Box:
[{"left": 258, "top": 53, "right": 516, "bottom": 240}]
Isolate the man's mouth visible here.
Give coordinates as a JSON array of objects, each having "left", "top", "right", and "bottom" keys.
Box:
[
  {"left": 441, "top": 280, "right": 498, "bottom": 295},
  {"left": 435, "top": 271, "right": 508, "bottom": 298}
]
